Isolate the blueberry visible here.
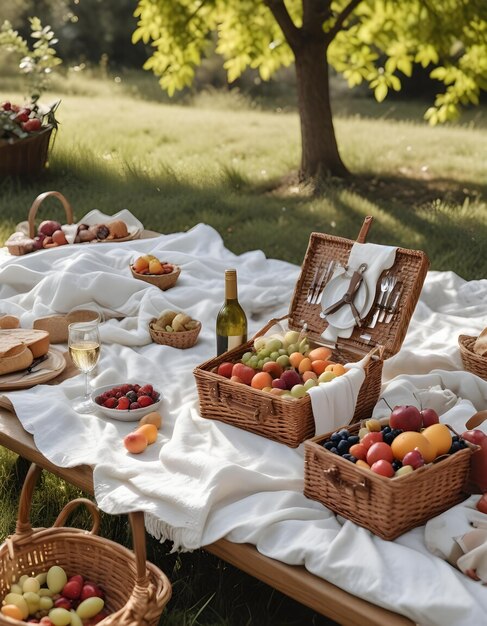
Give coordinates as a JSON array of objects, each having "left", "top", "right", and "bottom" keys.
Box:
[
  {"left": 337, "top": 439, "right": 351, "bottom": 455},
  {"left": 382, "top": 425, "right": 391, "bottom": 435},
  {"left": 392, "top": 460, "right": 402, "bottom": 471},
  {"left": 330, "top": 447, "right": 339, "bottom": 455},
  {"left": 348, "top": 435, "right": 360, "bottom": 446},
  {"left": 342, "top": 453, "right": 357, "bottom": 463},
  {"left": 338, "top": 428, "right": 350, "bottom": 439},
  {"left": 391, "top": 429, "right": 403, "bottom": 440},
  {"left": 323, "top": 441, "right": 335, "bottom": 450},
  {"left": 383, "top": 432, "right": 395, "bottom": 445},
  {"left": 330, "top": 432, "right": 342, "bottom": 444},
  {"left": 449, "top": 441, "right": 463, "bottom": 454}
]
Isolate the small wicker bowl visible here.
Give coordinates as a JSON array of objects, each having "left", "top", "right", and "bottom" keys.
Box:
[
  {"left": 459, "top": 334, "right": 487, "bottom": 380},
  {"left": 130, "top": 264, "right": 181, "bottom": 290},
  {"left": 149, "top": 319, "right": 201, "bottom": 349}
]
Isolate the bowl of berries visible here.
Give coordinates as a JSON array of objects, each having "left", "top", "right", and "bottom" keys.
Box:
[{"left": 92, "top": 382, "right": 163, "bottom": 421}]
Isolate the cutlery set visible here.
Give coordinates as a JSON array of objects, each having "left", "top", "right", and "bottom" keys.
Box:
[{"left": 306, "top": 261, "right": 403, "bottom": 328}]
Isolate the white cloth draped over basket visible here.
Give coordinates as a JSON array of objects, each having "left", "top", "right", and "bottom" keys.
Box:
[{"left": 1, "top": 223, "right": 487, "bottom": 626}]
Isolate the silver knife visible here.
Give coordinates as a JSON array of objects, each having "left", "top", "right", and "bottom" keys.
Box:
[{"left": 385, "top": 285, "right": 403, "bottom": 323}]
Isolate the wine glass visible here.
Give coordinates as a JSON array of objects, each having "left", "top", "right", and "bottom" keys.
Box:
[{"left": 68, "top": 320, "right": 101, "bottom": 413}]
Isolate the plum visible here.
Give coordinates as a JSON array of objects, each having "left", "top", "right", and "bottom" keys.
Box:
[{"left": 38, "top": 220, "right": 62, "bottom": 237}]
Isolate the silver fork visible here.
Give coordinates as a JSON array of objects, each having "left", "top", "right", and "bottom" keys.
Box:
[
  {"left": 311, "top": 260, "right": 335, "bottom": 305},
  {"left": 378, "top": 275, "right": 398, "bottom": 323},
  {"left": 368, "top": 273, "right": 390, "bottom": 329}
]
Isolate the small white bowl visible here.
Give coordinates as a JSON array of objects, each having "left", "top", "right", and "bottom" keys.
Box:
[{"left": 91, "top": 382, "right": 163, "bottom": 422}]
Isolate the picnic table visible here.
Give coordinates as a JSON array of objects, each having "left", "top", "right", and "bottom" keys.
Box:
[{"left": 0, "top": 222, "right": 486, "bottom": 626}]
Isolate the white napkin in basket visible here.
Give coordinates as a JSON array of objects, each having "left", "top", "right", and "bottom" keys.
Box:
[{"left": 322, "top": 242, "right": 397, "bottom": 343}]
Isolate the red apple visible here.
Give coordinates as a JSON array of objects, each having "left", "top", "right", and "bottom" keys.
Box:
[
  {"left": 389, "top": 405, "right": 422, "bottom": 432},
  {"left": 402, "top": 448, "right": 425, "bottom": 469},
  {"left": 231, "top": 363, "right": 254, "bottom": 385},
  {"left": 217, "top": 362, "right": 233, "bottom": 378},
  {"left": 462, "top": 430, "right": 487, "bottom": 445},
  {"left": 38, "top": 220, "right": 62, "bottom": 237},
  {"left": 361, "top": 431, "right": 383, "bottom": 450},
  {"left": 366, "top": 442, "right": 394, "bottom": 465},
  {"left": 420, "top": 408, "right": 440, "bottom": 428},
  {"left": 370, "top": 459, "right": 395, "bottom": 477}
]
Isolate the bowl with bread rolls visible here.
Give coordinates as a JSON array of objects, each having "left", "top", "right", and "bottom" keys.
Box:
[
  {"left": 130, "top": 255, "right": 181, "bottom": 291},
  {"left": 149, "top": 310, "right": 201, "bottom": 349}
]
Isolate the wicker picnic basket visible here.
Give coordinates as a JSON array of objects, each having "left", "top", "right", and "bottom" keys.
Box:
[
  {"left": 0, "top": 464, "right": 172, "bottom": 626},
  {"left": 0, "top": 125, "right": 53, "bottom": 177},
  {"left": 194, "top": 217, "right": 430, "bottom": 447},
  {"left": 303, "top": 421, "right": 476, "bottom": 540},
  {"left": 130, "top": 264, "right": 181, "bottom": 290},
  {"left": 458, "top": 334, "right": 487, "bottom": 381},
  {"left": 149, "top": 318, "right": 201, "bottom": 348}
]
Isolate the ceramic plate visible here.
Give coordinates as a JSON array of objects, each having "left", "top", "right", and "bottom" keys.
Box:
[
  {"left": 91, "top": 382, "right": 163, "bottom": 422},
  {"left": 320, "top": 271, "right": 368, "bottom": 329},
  {"left": 0, "top": 347, "right": 67, "bottom": 390}
]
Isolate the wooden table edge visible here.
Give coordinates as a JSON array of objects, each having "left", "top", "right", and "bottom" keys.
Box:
[{"left": 0, "top": 403, "right": 413, "bottom": 626}]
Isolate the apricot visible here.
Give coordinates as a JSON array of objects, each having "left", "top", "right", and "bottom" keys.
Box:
[
  {"left": 133, "top": 256, "right": 149, "bottom": 273},
  {"left": 302, "top": 371, "right": 317, "bottom": 382},
  {"left": 137, "top": 423, "right": 158, "bottom": 444},
  {"left": 1, "top": 605, "right": 23, "bottom": 620},
  {"left": 251, "top": 371, "right": 273, "bottom": 390},
  {"left": 149, "top": 259, "right": 164, "bottom": 275},
  {"left": 298, "top": 357, "right": 313, "bottom": 374},
  {"left": 325, "top": 363, "right": 347, "bottom": 376},
  {"left": 289, "top": 352, "right": 305, "bottom": 368},
  {"left": 308, "top": 346, "right": 333, "bottom": 362},
  {"left": 311, "top": 359, "right": 332, "bottom": 376},
  {"left": 123, "top": 431, "right": 148, "bottom": 454}
]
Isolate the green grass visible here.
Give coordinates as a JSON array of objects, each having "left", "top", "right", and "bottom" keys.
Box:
[{"left": 0, "top": 71, "right": 486, "bottom": 625}]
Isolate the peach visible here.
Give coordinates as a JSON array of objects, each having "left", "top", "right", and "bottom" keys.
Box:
[
  {"left": 133, "top": 256, "right": 149, "bottom": 273},
  {"left": 149, "top": 259, "right": 164, "bottom": 275},
  {"left": 270, "top": 388, "right": 286, "bottom": 396},
  {"left": 123, "top": 431, "right": 148, "bottom": 454},
  {"left": 136, "top": 423, "right": 158, "bottom": 444},
  {"left": 139, "top": 411, "right": 162, "bottom": 429},
  {"left": 302, "top": 371, "right": 317, "bottom": 382},
  {"left": 311, "top": 359, "right": 332, "bottom": 376},
  {"left": 251, "top": 371, "right": 273, "bottom": 390},
  {"left": 325, "top": 363, "right": 347, "bottom": 376},
  {"left": 308, "top": 346, "right": 333, "bottom": 362},
  {"left": 232, "top": 363, "right": 254, "bottom": 385},
  {"left": 230, "top": 375, "right": 244, "bottom": 384}
]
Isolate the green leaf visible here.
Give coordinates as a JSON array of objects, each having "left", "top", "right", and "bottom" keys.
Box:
[{"left": 374, "top": 82, "right": 388, "bottom": 102}]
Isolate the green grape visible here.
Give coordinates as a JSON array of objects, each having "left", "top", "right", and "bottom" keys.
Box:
[
  {"left": 270, "top": 351, "right": 280, "bottom": 361},
  {"left": 241, "top": 351, "right": 253, "bottom": 363},
  {"left": 290, "top": 384, "right": 307, "bottom": 398},
  {"left": 276, "top": 355, "right": 290, "bottom": 368},
  {"left": 248, "top": 355, "right": 259, "bottom": 369},
  {"left": 287, "top": 343, "right": 298, "bottom": 355},
  {"left": 253, "top": 338, "right": 266, "bottom": 352},
  {"left": 266, "top": 338, "right": 282, "bottom": 353},
  {"left": 278, "top": 348, "right": 287, "bottom": 356}
]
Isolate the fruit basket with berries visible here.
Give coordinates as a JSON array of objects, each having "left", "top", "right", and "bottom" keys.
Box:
[
  {"left": 303, "top": 408, "right": 479, "bottom": 540},
  {"left": 194, "top": 216, "right": 429, "bottom": 447},
  {"left": 130, "top": 255, "right": 181, "bottom": 291},
  {"left": 0, "top": 463, "right": 172, "bottom": 626},
  {"left": 0, "top": 98, "right": 59, "bottom": 178}
]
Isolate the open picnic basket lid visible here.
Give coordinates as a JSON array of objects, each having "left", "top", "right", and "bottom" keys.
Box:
[{"left": 288, "top": 216, "right": 430, "bottom": 360}]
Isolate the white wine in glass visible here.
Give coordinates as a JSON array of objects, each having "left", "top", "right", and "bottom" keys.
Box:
[{"left": 68, "top": 320, "right": 101, "bottom": 413}]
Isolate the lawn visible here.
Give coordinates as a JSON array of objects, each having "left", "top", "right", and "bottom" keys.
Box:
[{"left": 0, "top": 70, "right": 486, "bottom": 625}]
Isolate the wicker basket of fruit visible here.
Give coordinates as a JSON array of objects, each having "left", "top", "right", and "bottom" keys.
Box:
[
  {"left": 194, "top": 217, "right": 429, "bottom": 447},
  {"left": 303, "top": 412, "right": 478, "bottom": 540},
  {"left": 0, "top": 463, "right": 171, "bottom": 626},
  {"left": 130, "top": 255, "right": 181, "bottom": 290},
  {"left": 149, "top": 310, "right": 201, "bottom": 349}
]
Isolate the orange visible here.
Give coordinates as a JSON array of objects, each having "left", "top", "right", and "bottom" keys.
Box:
[
  {"left": 391, "top": 431, "right": 437, "bottom": 463},
  {"left": 1, "top": 605, "right": 23, "bottom": 620},
  {"left": 289, "top": 352, "right": 305, "bottom": 368},
  {"left": 308, "top": 346, "right": 333, "bottom": 362},
  {"left": 136, "top": 423, "right": 158, "bottom": 444},
  {"left": 250, "top": 371, "right": 273, "bottom": 390},
  {"left": 421, "top": 424, "right": 452, "bottom": 456}
]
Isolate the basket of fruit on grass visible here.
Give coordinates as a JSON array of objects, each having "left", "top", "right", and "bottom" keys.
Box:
[
  {"left": 303, "top": 404, "right": 480, "bottom": 540},
  {"left": 0, "top": 98, "right": 59, "bottom": 177},
  {"left": 0, "top": 464, "right": 171, "bottom": 626},
  {"left": 130, "top": 254, "right": 181, "bottom": 290},
  {"left": 149, "top": 310, "right": 201, "bottom": 349}
]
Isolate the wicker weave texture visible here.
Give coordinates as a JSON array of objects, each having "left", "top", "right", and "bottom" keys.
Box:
[
  {"left": 459, "top": 335, "right": 487, "bottom": 381},
  {"left": 0, "top": 465, "right": 171, "bottom": 626},
  {"left": 193, "top": 334, "right": 382, "bottom": 448},
  {"left": 149, "top": 319, "right": 201, "bottom": 349},
  {"left": 304, "top": 423, "right": 473, "bottom": 540},
  {"left": 0, "top": 126, "right": 53, "bottom": 177},
  {"left": 131, "top": 265, "right": 181, "bottom": 290}
]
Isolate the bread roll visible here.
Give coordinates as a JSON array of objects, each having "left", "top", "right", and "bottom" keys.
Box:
[
  {"left": 107, "top": 220, "right": 129, "bottom": 240},
  {"left": 0, "top": 315, "right": 20, "bottom": 329},
  {"left": 0, "top": 344, "right": 34, "bottom": 376}
]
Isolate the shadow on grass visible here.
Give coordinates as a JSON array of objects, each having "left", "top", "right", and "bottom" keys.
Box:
[{"left": 0, "top": 147, "right": 485, "bottom": 280}]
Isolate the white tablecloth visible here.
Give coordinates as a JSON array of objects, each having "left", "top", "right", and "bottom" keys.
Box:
[{"left": 1, "top": 223, "right": 487, "bottom": 626}]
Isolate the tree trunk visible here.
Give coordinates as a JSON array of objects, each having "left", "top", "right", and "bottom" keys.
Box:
[{"left": 294, "top": 40, "right": 349, "bottom": 180}]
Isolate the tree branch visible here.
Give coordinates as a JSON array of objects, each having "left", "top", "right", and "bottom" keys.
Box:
[
  {"left": 264, "top": 0, "right": 301, "bottom": 51},
  {"left": 325, "top": 0, "right": 363, "bottom": 43},
  {"left": 303, "top": 0, "right": 332, "bottom": 32}
]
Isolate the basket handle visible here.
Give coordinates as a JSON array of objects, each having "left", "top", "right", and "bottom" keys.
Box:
[
  {"left": 251, "top": 314, "right": 289, "bottom": 340},
  {"left": 466, "top": 410, "right": 487, "bottom": 430},
  {"left": 28, "top": 191, "right": 74, "bottom": 238},
  {"left": 53, "top": 498, "right": 101, "bottom": 535},
  {"left": 356, "top": 215, "right": 373, "bottom": 244},
  {"left": 322, "top": 465, "right": 371, "bottom": 499},
  {"left": 209, "top": 380, "right": 276, "bottom": 424}
]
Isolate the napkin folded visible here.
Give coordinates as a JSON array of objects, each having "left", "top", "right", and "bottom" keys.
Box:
[
  {"left": 307, "top": 357, "right": 367, "bottom": 434},
  {"left": 322, "top": 242, "right": 397, "bottom": 343}
]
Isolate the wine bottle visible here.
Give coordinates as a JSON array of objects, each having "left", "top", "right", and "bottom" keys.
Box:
[{"left": 216, "top": 269, "right": 248, "bottom": 356}]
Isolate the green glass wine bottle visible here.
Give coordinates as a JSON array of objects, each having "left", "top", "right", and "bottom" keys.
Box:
[{"left": 216, "top": 269, "right": 248, "bottom": 356}]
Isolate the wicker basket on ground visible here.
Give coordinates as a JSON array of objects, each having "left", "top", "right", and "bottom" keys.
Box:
[
  {"left": 0, "top": 125, "right": 53, "bottom": 177},
  {"left": 458, "top": 334, "right": 487, "bottom": 381},
  {"left": 149, "top": 318, "right": 201, "bottom": 349},
  {"left": 0, "top": 464, "right": 172, "bottom": 626}
]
